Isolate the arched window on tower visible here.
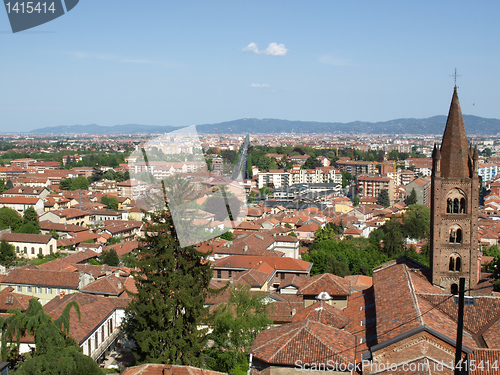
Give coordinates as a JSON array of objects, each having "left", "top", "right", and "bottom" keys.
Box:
[
  {"left": 451, "top": 283, "right": 458, "bottom": 295},
  {"left": 449, "top": 225, "right": 463, "bottom": 244},
  {"left": 446, "top": 188, "right": 467, "bottom": 214},
  {"left": 449, "top": 254, "right": 461, "bottom": 272}
]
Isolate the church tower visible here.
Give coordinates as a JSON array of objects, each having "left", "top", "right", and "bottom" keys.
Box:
[{"left": 430, "top": 86, "right": 479, "bottom": 294}]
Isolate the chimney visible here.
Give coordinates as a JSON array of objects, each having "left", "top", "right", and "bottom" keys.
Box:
[
  {"left": 118, "top": 282, "right": 122, "bottom": 289},
  {"left": 115, "top": 270, "right": 120, "bottom": 277},
  {"left": 106, "top": 270, "right": 112, "bottom": 276},
  {"left": 244, "top": 245, "right": 248, "bottom": 252}
]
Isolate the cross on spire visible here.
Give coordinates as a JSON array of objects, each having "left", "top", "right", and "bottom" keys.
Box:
[{"left": 450, "top": 68, "right": 461, "bottom": 87}]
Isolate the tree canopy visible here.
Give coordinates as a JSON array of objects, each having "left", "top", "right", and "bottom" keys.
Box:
[
  {"left": 377, "top": 188, "right": 391, "bottom": 207},
  {"left": 0, "top": 299, "right": 102, "bottom": 374},
  {"left": 204, "top": 285, "right": 271, "bottom": 373},
  {"left": 122, "top": 210, "right": 213, "bottom": 365}
]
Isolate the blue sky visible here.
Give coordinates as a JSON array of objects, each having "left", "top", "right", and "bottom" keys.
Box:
[{"left": 1, "top": 1, "right": 500, "bottom": 132}]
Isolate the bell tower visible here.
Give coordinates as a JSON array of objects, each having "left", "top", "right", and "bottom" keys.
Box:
[{"left": 430, "top": 86, "right": 479, "bottom": 294}]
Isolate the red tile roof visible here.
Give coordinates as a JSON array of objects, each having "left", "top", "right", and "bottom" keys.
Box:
[
  {"left": 213, "top": 255, "right": 311, "bottom": 272},
  {"left": 249, "top": 320, "right": 356, "bottom": 367},
  {"left": 1, "top": 233, "right": 53, "bottom": 244},
  {"left": 122, "top": 364, "right": 227, "bottom": 375},
  {"left": 298, "top": 273, "right": 351, "bottom": 297},
  {"left": 1, "top": 269, "right": 79, "bottom": 288},
  {"left": 291, "top": 300, "right": 349, "bottom": 329}
]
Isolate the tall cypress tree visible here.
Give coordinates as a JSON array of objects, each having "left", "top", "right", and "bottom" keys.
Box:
[{"left": 122, "top": 210, "right": 213, "bottom": 365}]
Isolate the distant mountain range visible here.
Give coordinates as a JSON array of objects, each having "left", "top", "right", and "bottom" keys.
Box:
[{"left": 29, "top": 115, "right": 500, "bottom": 135}]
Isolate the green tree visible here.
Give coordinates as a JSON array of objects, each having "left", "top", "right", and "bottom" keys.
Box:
[
  {"left": 71, "top": 176, "right": 89, "bottom": 191},
  {"left": 0, "top": 240, "right": 15, "bottom": 267},
  {"left": 219, "top": 231, "right": 234, "bottom": 241},
  {"left": 122, "top": 210, "right": 213, "bottom": 365},
  {"left": 205, "top": 285, "right": 271, "bottom": 373},
  {"left": 377, "top": 188, "right": 391, "bottom": 207},
  {"left": 100, "top": 249, "right": 119, "bottom": 266},
  {"left": 402, "top": 204, "right": 430, "bottom": 240},
  {"left": 1, "top": 299, "right": 102, "bottom": 374},
  {"left": 382, "top": 217, "right": 404, "bottom": 257},
  {"left": 59, "top": 178, "right": 73, "bottom": 191},
  {"left": 0, "top": 207, "right": 22, "bottom": 232},
  {"left": 23, "top": 207, "right": 38, "bottom": 223},
  {"left": 101, "top": 196, "right": 119, "bottom": 211},
  {"left": 341, "top": 171, "right": 354, "bottom": 188},
  {"left": 0, "top": 179, "right": 8, "bottom": 193},
  {"left": 302, "top": 156, "right": 321, "bottom": 169},
  {"left": 407, "top": 188, "right": 418, "bottom": 205},
  {"left": 353, "top": 195, "right": 360, "bottom": 207}
]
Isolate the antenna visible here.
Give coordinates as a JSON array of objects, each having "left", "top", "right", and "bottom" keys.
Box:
[{"left": 450, "top": 68, "right": 461, "bottom": 87}]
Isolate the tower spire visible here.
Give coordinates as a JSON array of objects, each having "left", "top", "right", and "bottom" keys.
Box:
[{"left": 439, "top": 87, "right": 471, "bottom": 179}]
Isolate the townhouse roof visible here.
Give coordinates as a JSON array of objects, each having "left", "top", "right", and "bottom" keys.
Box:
[
  {"left": 249, "top": 320, "right": 356, "bottom": 367},
  {"left": 213, "top": 255, "right": 311, "bottom": 273},
  {"left": 39, "top": 221, "right": 89, "bottom": 233},
  {"left": 233, "top": 269, "right": 272, "bottom": 288},
  {"left": 1, "top": 269, "right": 80, "bottom": 288},
  {"left": 43, "top": 293, "right": 127, "bottom": 345},
  {"left": 2, "top": 186, "right": 47, "bottom": 196},
  {"left": 62, "top": 249, "right": 99, "bottom": 264},
  {"left": 79, "top": 274, "right": 128, "bottom": 296},
  {"left": 291, "top": 300, "right": 349, "bottom": 329},
  {"left": 122, "top": 364, "right": 227, "bottom": 375},
  {"left": 109, "top": 240, "right": 139, "bottom": 257},
  {"left": 37, "top": 259, "right": 77, "bottom": 272},
  {"left": 298, "top": 273, "right": 351, "bottom": 297},
  {"left": 1, "top": 233, "right": 53, "bottom": 244},
  {"left": 0, "top": 196, "right": 40, "bottom": 204},
  {"left": 51, "top": 208, "right": 89, "bottom": 219},
  {"left": 0, "top": 286, "right": 39, "bottom": 312}
]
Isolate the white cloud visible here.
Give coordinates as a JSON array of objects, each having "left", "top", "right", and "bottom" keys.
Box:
[
  {"left": 243, "top": 42, "right": 288, "bottom": 56},
  {"left": 243, "top": 42, "right": 259, "bottom": 54},
  {"left": 264, "top": 43, "right": 287, "bottom": 56},
  {"left": 249, "top": 83, "right": 271, "bottom": 88}
]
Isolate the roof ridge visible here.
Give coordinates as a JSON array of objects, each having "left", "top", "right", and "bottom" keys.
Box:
[
  {"left": 404, "top": 265, "right": 424, "bottom": 326},
  {"left": 303, "top": 321, "right": 351, "bottom": 363}
]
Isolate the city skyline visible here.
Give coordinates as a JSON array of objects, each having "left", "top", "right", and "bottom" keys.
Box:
[{"left": 2, "top": 1, "right": 500, "bottom": 132}]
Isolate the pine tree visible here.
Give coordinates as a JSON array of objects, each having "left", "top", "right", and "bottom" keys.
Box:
[
  {"left": 377, "top": 188, "right": 391, "bottom": 208},
  {"left": 407, "top": 188, "right": 418, "bottom": 205},
  {"left": 122, "top": 210, "right": 213, "bottom": 365}
]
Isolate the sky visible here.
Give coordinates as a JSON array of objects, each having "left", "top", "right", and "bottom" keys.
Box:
[{"left": 1, "top": 1, "right": 500, "bottom": 132}]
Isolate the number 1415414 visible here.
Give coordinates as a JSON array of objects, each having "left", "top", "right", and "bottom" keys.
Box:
[{"left": 5, "top": 2, "right": 56, "bottom": 14}]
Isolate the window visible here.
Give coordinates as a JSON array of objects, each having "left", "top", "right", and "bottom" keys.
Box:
[
  {"left": 95, "top": 332, "right": 98, "bottom": 347},
  {"left": 449, "top": 254, "right": 461, "bottom": 272},
  {"left": 281, "top": 272, "right": 286, "bottom": 280},
  {"left": 56, "top": 288, "right": 61, "bottom": 294},
  {"left": 36, "top": 287, "right": 42, "bottom": 293},
  {"left": 449, "top": 225, "right": 463, "bottom": 244},
  {"left": 16, "top": 246, "right": 19, "bottom": 253},
  {"left": 16, "top": 286, "right": 22, "bottom": 292},
  {"left": 446, "top": 188, "right": 467, "bottom": 214},
  {"left": 31, "top": 247, "right": 35, "bottom": 254},
  {"left": 216, "top": 270, "right": 221, "bottom": 278},
  {"left": 49, "top": 245, "right": 53, "bottom": 254},
  {"left": 228, "top": 270, "right": 232, "bottom": 278},
  {"left": 88, "top": 340, "right": 92, "bottom": 355},
  {"left": 39, "top": 247, "right": 42, "bottom": 255},
  {"left": 27, "top": 286, "right": 32, "bottom": 293},
  {"left": 101, "top": 327, "right": 105, "bottom": 342},
  {"left": 451, "top": 283, "right": 459, "bottom": 295},
  {"left": 24, "top": 247, "right": 27, "bottom": 254},
  {"left": 46, "top": 288, "right": 52, "bottom": 294}
]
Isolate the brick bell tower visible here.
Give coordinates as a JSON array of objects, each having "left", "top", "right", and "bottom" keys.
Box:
[{"left": 430, "top": 86, "right": 479, "bottom": 294}]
